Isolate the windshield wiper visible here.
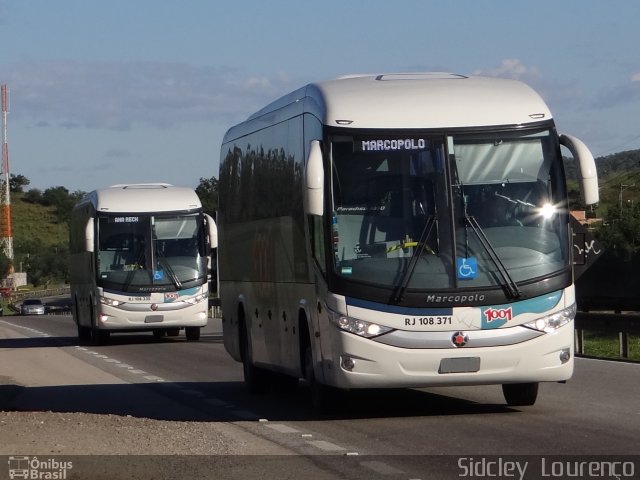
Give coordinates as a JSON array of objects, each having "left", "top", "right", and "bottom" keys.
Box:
[
  {"left": 122, "top": 247, "right": 146, "bottom": 292},
  {"left": 463, "top": 213, "right": 521, "bottom": 299},
  {"left": 392, "top": 214, "right": 437, "bottom": 304},
  {"left": 155, "top": 249, "right": 183, "bottom": 290}
]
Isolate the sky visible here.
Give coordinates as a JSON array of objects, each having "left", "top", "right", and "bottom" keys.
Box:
[{"left": 1, "top": 0, "right": 639, "bottom": 193}]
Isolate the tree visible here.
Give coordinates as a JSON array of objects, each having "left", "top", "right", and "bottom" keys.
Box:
[
  {"left": 41, "top": 186, "right": 71, "bottom": 207},
  {"left": 594, "top": 203, "right": 640, "bottom": 260},
  {"left": 9, "top": 174, "right": 30, "bottom": 193},
  {"left": 40, "top": 186, "right": 85, "bottom": 223},
  {"left": 24, "top": 241, "right": 69, "bottom": 287},
  {"left": 195, "top": 176, "right": 218, "bottom": 218},
  {"left": 23, "top": 188, "right": 43, "bottom": 204}
]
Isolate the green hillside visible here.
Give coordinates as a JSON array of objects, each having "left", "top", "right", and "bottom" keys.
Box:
[
  {"left": 11, "top": 193, "right": 69, "bottom": 248},
  {"left": 565, "top": 148, "right": 640, "bottom": 213},
  {"left": 10, "top": 193, "right": 69, "bottom": 285}
]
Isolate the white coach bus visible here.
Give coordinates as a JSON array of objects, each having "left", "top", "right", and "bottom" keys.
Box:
[
  {"left": 69, "top": 183, "right": 217, "bottom": 343},
  {"left": 218, "top": 73, "right": 598, "bottom": 408}
]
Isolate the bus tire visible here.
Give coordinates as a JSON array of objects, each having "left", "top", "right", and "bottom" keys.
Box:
[
  {"left": 153, "top": 329, "right": 167, "bottom": 339},
  {"left": 91, "top": 328, "right": 110, "bottom": 346},
  {"left": 78, "top": 324, "right": 91, "bottom": 342},
  {"left": 271, "top": 372, "right": 299, "bottom": 392},
  {"left": 303, "top": 343, "right": 336, "bottom": 412},
  {"left": 166, "top": 328, "right": 180, "bottom": 337},
  {"left": 185, "top": 327, "right": 200, "bottom": 341},
  {"left": 75, "top": 299, "right": 92, "bottom": 342},
  {"left": 502, "top": 382, "right": 539, "bottom": 406},
  {"left": 89, "top": 304, "right": 110, "bottom": 345},
  {"left": 239, "top": 316, "right": 269, "bottom": 393}
]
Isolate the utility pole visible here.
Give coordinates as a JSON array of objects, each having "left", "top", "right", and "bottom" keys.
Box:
[
  {"left": 0, "top": 84, "right": 14, "bottom": 279},
  {"left": 619, "top": 183, "right": 635, "bottom": 211}
]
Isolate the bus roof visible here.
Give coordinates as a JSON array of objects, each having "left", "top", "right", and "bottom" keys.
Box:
[
  {"left": 78, "top": 183, "right": 202, "bottom": 213},
  {"left": 227, "top": 73, "right": 553, "bottom": 139}
]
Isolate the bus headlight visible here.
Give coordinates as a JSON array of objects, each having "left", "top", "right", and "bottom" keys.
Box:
[
  {"left": 329, "top": 311, "right": 394, "bottom": 338},
  {"left": 99, "top": 296, "right": 125, "bottom": 307},
  {"left": 184, "top": 293, "right": 207, "bottom": 305},
  {"left": 524, "top": 303, "right": 576, "bottom": 333}
]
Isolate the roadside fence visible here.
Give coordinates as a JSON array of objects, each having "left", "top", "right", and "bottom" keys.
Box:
[{"left": 575, "top": 311, "right": 640, "bottom": 360}]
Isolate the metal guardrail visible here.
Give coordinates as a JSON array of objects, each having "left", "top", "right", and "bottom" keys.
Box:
[
  {"left": 10, "top": 286, "right": 71, "bottom": 301},
  {"left": 575, "top": 311, "right": 640, "bottom": 360},
  {"left": 208, "top": 297, "right": 221, "bottom": 318}
]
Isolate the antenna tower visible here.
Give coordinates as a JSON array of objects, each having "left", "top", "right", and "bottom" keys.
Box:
[{"left": 1, "top": 84, "right": 14, "bottom": 268}]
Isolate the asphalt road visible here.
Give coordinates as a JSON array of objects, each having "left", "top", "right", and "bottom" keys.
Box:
[{"left": 1, "top": 313, "right": 639, "bottom": 479}]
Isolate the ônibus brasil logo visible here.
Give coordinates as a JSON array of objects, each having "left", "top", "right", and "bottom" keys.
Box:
[{"left": 8, "top": 456, "right": 73, "bottom": 479}]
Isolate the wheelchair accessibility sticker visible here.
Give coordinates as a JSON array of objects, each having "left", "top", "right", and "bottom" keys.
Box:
[{"left": 457, "top": 257, "right": 477, "bottom": 280}]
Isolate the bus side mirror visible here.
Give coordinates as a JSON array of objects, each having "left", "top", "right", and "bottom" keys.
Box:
[
  {"left": 305, "top": 140, "right": 324, "bottom": 216},
  {"left": 205, "top": 213, "right": 218, "bottom": 249},
  {"left": 85, "top": 217, "right": 94, "bottom": 253},
  {"left": 559, "top": 134, "right": 599, "bottom": 205}
]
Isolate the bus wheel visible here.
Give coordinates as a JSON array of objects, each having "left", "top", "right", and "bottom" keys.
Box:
[
  {"left": 304, "top": 344, "right": 335, "bottom": 412},
  {"left": 89, "top": 305, "right": 110, "bottom": 345},
  {"left": 166, "top": 328, "right": 180, "bottom": 337},
  {"left": 271, "top": 372, "right": 299, "bottom": 392},
  {"left": 502, "top": 382, "right": 539, "bottom": 406},
  {"left": 91, "top": 328, "right": 110, "bottom": 346},
  {"left": 75, "top": 299, "right": 91, "bottom": 342},
  {"left": 240, "top": 321, "right": 268, "bottom": 393},
  {"left": 77, "top": 324, "right": 91, "bottom": 342},
  {"left": 153, "top": 329, "right": 167, "bottom": 339},
  {"left": 185, "top": 327, "right": 200, "bottom": 341}
]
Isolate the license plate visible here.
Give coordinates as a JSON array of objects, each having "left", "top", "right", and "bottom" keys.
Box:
[
  {"left": 438, "top": 357, "right": 481, "bottom": 374},
  {"left": 404, "top": 316, "right": 453, "bottom": 327}
]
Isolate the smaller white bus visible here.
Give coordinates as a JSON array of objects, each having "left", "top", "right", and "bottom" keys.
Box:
[{"left": 69, "top": 183, "right": 217, "bottom": 343}]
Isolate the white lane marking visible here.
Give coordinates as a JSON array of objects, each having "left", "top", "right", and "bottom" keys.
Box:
[
  {"left": 1, "top": 319, "right": 170, "bottom": 384},
  {"left": 264, "top": 424, "right": 300, "bottom": 434},
  {"left": 1, "top": 322, "right": 50, "bottom": 337},
  {"left": 307, "top": 440, "right": 346, "bottom": 452}
]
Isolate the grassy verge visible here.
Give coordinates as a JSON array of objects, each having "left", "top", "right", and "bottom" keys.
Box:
[{"left": 580, "top": 330, "right": 640, "bottom": 361}]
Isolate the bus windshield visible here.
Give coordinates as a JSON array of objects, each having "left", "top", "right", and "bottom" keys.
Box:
[
  {"left": 329, "top": 128, "right": 569, "bottom": 293},
  {"left": 96, "top": 213, "right": 207, "bottom": 293}
]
